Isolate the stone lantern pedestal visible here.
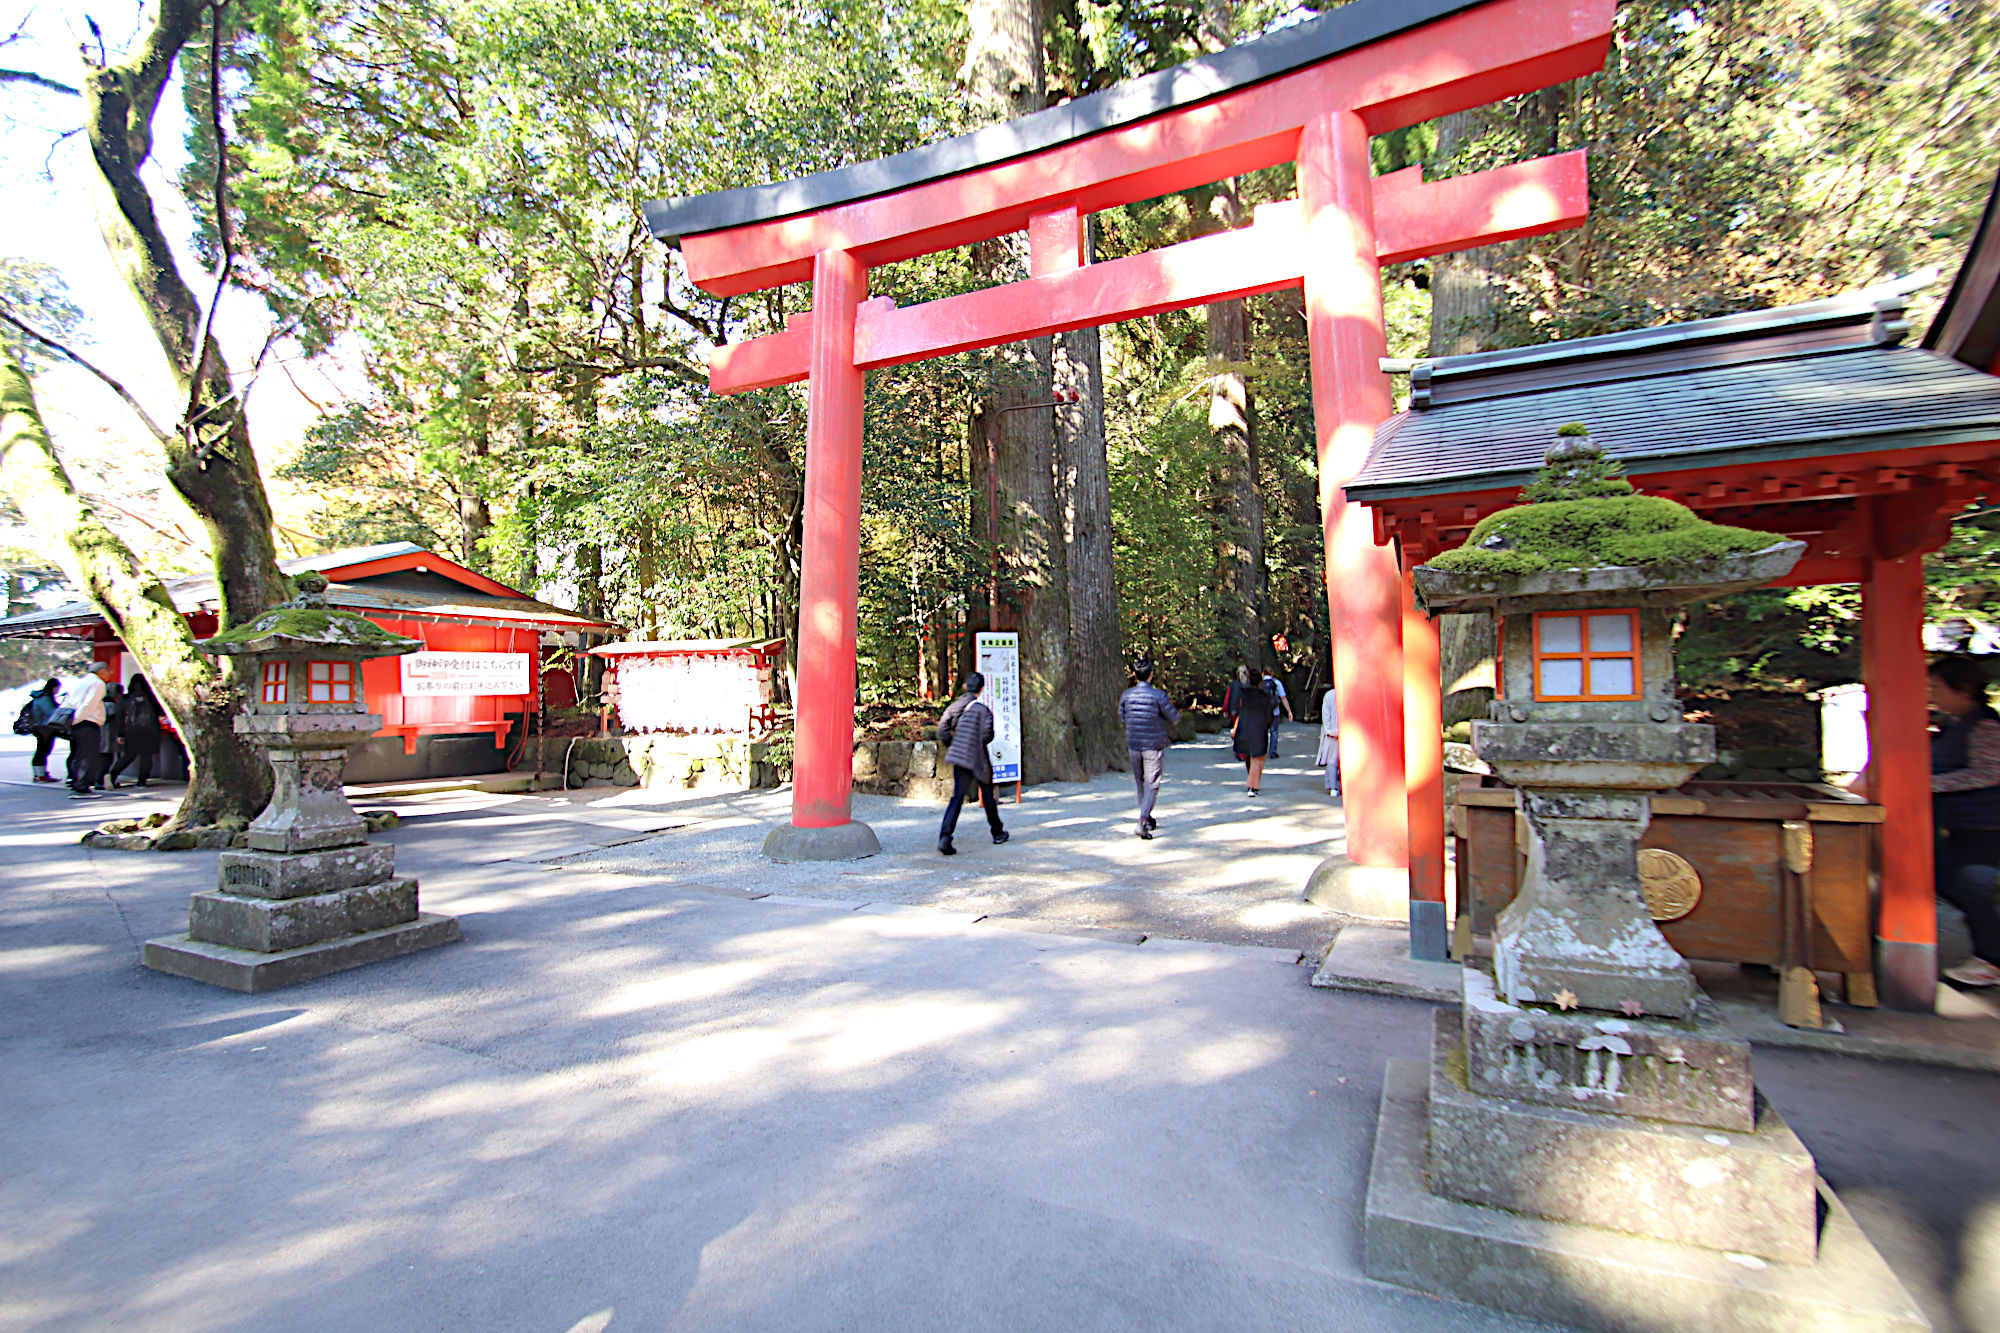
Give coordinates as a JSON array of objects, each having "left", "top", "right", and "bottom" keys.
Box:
[
  {"left": 142, "top": 578, "right": 459, "bottom": 993},
  {"left": 1360, "top": 535, "right": 1927, "bottom": 1329}
]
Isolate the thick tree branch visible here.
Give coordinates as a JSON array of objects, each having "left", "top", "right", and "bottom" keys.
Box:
[
  {"left": 0, "top": 305, "right": 174, "bottom": 445},
  {"left": 187, "top": 0, "right": 239, "bottom": 408},
  {"left": 0, "top": 67, "right": 80, "bottom": 95},
  {"left": 80, "top": 0, "right": 288, "bottom": 630}
]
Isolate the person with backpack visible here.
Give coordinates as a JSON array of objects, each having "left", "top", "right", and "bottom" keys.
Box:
[
  {"left": 935, "top": 671, "right": 1009, "bottom": 856},
  {"left": 97, "top": 680, "right": 124, "bottom": 790},
  {"left": 1261, "top": 668, "right": 1294, "bottom": 759},
  {"left": 109, "top": 674, "right": 163, "bottom": 789},
  {"left": 14, "top": 678, "right": 63, "bottom": 783}
]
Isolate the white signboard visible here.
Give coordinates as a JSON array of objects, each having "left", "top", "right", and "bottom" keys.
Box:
[
  {"left": 399, "top": 651, "right": 531, "bottom": 697},
  {"left": 975, "top": 631, "right": 1022, "bottom": 784}
]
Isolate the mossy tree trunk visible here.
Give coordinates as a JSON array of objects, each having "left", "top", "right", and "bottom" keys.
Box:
[
  {"left": 1198, "top": 7, "right": 1266, "bottom": 674},
  {"left": 1056, "top": 318, "right": 1125, "bottom": 773},
  {"left": 1427, "top": 109, "right": 1507, "bottom": 731},
  {"left": 55, "top": 0, "right": 286, "bottom": 824},
  {"left": 1, "top": 360, "right": 271, "bottom": 824},
  {"left": 81, "top": 0, "right": 289, "bottom": 631}
]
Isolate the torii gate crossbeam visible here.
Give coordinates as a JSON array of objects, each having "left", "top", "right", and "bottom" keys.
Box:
[{"left": 648, "top": 0, "right": 1617, "bottom": 952}]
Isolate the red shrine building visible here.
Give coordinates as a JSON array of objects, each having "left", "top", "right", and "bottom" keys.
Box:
[
  {"left": 0, "top": 542, "right": 620, "bottom": 783},
  {"left": 1349, "top": 277, "right": 2000, "bottom": 1014}
]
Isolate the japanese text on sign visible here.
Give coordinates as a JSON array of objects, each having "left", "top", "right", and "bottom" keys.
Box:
[{"left": 399, "top": 652, "right": 531, "bottom": 697}]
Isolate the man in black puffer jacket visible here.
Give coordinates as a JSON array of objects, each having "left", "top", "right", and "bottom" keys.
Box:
[{"left": 936, "top": 672, "right": 1008, "bottom": 856}]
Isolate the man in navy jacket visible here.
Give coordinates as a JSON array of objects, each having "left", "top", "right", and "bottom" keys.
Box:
[{"left": 1118, "top": 660, "right": 1180, "bottom": 839}]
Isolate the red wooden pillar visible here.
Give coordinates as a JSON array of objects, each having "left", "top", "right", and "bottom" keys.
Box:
[
  {"left": 1862, "top": 548, "right": 1936, "bottom": 1010},
  {"left": 1298, "top": 108, "right": 1408, "bottom": 872},
  {"left": 1402, "top": 585, "right": 1447, "bottom": 959},
  {"left": 791, "top": 248, "right": 872, "bottom": 839}
]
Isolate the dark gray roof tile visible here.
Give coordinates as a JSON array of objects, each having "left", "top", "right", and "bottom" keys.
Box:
[{"left": 1349, "top": 343, "right": 2000, "bottom": 502}]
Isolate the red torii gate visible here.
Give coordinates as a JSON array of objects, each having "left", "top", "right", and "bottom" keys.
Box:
[{"left": 647, "top": 0, "right": 1618, "bottom": 930}]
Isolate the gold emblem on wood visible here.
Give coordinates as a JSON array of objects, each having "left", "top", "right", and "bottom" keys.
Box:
[{"left": 1637, "top": 848, "right": 1702, "bottom": 922}]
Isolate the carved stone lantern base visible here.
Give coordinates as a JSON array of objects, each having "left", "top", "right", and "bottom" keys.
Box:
[
  {"left": 142, "top": 825, "right": 458, "bottom": 994},
  {"left": 143, "top": 721, "right": 458, "bottom": 992},
  {"left": 1359, "top": 967, "right": 1930, "bottom": 1330},
  {"left": 142, "top": 582, "right": 458, "bottom": 992}
]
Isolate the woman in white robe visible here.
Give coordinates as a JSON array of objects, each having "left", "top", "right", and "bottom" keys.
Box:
[{"left": 1317, "top": 688, "right": 1340, "bottom": 796}]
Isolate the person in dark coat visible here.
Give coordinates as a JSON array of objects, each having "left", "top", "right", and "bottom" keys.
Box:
[
  {"left": 936, "top": 671, "right": 1009, "bottom": 855},
  {"left": 1930, "top": 655, "right": 2000, "bottom": 987},
  {"left": 109, "top": 674, "right": 164, "bottom": 788},
  {"left": 1228, "top": 664, "right": 1274, "bottom": 796},
  {"left": 22, "top": 678, "right": 62, "bottom": 783},
  {"left": 97, "top": 680, "right": 124, "bottom": 790},
  {"left": 1119, "top": 659, "right": 1179, "bottom": 838}
]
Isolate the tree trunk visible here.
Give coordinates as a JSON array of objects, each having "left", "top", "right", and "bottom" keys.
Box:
[
  {"left": 81, "top": 0, "right": 288, "bottom": 630},
  {"left": 566, "top": 365, "right": 607, "bottom": 701},
  {"left": 1, "top": 360, "right": 271, "bottom": 826},
  {"left": 1197, "top": 9, "right": 1266, "bottom": 674},
  {"left": 963, "top": 0, "right": 1084, "bottom": 783},
  {"left": 979, "top": 375, "right": 1084, "bottom": 784},
  {"left": 1206, "top": 274, "right": 1263, "bottom": 669},
  {"left": 1056, "top": 320, "right": 1124, "bottom": 771},
  {"left": 60, "top": 0, "right": 288, "bottom": 825},
  {"left": 459, "top": 363, "right": 494, "bottom": 566}
]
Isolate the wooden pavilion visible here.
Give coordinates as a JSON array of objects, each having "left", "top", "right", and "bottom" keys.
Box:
[{"left": 1346, "top": 277, "right": 2000, "bottom": 1011}]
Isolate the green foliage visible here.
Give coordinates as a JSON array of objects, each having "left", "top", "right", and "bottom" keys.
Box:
[
  {"left": 1674, "top": 585, "right": 1860, "bottom": 691},
  {"left": 1418, "top": 0, "right": 2000, "bottom": 341},
  {"left": 1107, "top": 341, "right": 1237, "bottom": 694},
  {"left": 183, "top": 0, "right": 2000, "bottom": 710},
  {"left": 1428, "top": 495, "right": 1779, "bottom": 575},
  {"left": 0, "top": 259, "right": 82, "bottom": 370}
]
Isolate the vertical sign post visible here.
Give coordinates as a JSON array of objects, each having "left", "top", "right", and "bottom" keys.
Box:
[{"left": 974, "top": 631, "right": 1022, "bottom": 801}]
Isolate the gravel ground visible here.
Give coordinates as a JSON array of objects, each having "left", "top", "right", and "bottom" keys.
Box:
[{"left": 566, "top": 730, "right": 1353, "bottom": 954}]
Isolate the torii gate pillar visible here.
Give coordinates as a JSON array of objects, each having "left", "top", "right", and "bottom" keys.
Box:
[{"left": 1297, "top": 108, "right": 1437, "bottom": 952}]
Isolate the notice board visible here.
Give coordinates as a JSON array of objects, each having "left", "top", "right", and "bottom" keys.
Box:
[{"left": 974, "top": 631, "right": 1022, "bottom": 784}]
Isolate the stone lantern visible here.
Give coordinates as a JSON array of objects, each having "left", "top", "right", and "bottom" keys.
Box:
[
  {"left": 1360, "top": 434, "right": 1925, "bottom": 1329},
  {"left": 142, "top": 573, "right": 459, "bottom": 992}
]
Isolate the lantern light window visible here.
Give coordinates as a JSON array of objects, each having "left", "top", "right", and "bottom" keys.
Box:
[
  {"left": 1532, "top": 611, "right": 1641, "bottom": 701},
  {"left": 261, "top": 661, "right": 287, "bottom": 705},
  {"left": 308, "top": 660, "right": 356, "bottom": 704}
]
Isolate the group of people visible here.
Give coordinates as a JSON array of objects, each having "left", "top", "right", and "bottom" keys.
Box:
[
  {"left": 1220, "top": 664, "right": 1296, "bottom": 797},
  {"left": 933, "top": 659, "right": 1327, "bottom": 852},
  {"left": 15, "top": 661, "right": 166, "bottom": 798}
]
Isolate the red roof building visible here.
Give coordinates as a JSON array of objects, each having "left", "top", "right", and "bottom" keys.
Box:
[{"left": 0, "top": 542, "right": 622, "bottom": 783}]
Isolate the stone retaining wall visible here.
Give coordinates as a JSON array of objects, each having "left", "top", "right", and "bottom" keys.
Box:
[
  {"left": 852, "top": 740, "right": 949, "bottom": 799},
  {"left": 561, "top": 734, "right": 783, "bottom": 791}
]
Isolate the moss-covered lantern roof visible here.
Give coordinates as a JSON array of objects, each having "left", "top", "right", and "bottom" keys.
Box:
[
  {"left": 1413, "top": 426, "right": 1805, "bottom": 612},
  {"left": 194, "top": 572, "right": 423, "bottom": 659}
]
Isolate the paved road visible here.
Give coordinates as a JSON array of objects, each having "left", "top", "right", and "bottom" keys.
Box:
[
  {"left": 1, "top": 736, "right": 1996, "bottom": 1331},
  {"left": 570, "top": 731, "right": 1353, "bottom": 955}
]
